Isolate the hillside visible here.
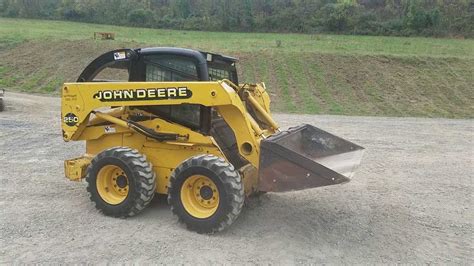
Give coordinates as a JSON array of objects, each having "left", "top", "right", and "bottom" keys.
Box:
[{"left": 0, "top": 18, "right": 473, "bottom": 118}]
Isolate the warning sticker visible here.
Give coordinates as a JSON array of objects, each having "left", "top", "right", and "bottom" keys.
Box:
[
  {"left": 104, "top": 126, "right": 116, "bottom": 133},
  {"left": 113, "top": 51, "right": 126, "bottom": 60}
]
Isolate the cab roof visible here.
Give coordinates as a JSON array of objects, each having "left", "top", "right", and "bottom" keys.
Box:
[{"left": 138, "top": 47, "right": 238, "bottom": 63}]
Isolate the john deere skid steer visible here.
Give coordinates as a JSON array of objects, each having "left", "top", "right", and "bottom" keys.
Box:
[{"left": 61, "top": 47, "right": 364, "bottom": 233}]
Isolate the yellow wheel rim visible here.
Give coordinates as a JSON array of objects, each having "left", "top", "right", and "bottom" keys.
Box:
[
  {"left": 96, "top": 165, "right": 129, "bottom": 205},
  {"left": 180, "top": 175, "right": 219, "bottom": 219}
]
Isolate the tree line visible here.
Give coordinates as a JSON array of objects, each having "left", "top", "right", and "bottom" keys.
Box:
[{"left": 1, "top": 0, "right": 472, "bottom": 37}]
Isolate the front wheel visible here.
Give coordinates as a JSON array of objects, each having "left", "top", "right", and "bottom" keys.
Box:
[{"left": 168, "top": 155, "right": 244, "bottom": 234}]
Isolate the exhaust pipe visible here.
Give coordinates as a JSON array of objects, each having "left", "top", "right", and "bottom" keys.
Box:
[{"left": 258, "top": 124, "right": 364, "bottom": 192}]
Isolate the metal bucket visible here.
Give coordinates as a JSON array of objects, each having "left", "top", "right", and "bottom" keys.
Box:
[{"left": 258, "top": 124, "right": 364, "bottom": 192}]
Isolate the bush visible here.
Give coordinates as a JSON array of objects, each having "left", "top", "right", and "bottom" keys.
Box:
[
  {"left": 317, "top": 3, "right": 358, "bottom": 33},
  {"left": 128, "top": 9, "right": 154, "bottom": 27},
  {"left": 62, "top": 8, "right": 83, "bottom": 20},
  {"left": 3, "top": 5, "right": 19, "bottom": 17},
  {"left": 353, "top": 11, "right": 377, "bottom": 35}
]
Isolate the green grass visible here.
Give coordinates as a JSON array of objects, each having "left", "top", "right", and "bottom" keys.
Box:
[
  {"left": 0, "top": 17, "right": 473, "bottom": 118},
  {"left": 0, "top": 66, "right": 15, "bottom": 87},
  {"left": 1, "top": 17, "right": 473, "bottom": 58}
]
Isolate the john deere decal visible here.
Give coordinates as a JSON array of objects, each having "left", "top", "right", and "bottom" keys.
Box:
[{"left": 93, "top": 87, "right": 192, "bottom": 102}]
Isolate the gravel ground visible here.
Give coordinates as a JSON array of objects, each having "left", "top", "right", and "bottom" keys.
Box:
[{"left": 1, "top": 92, "right": 472, "bottom": 264}]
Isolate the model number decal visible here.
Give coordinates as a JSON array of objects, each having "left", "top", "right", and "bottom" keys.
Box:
[
  {"left": 64, "top": 113, "right": 79, "bottom": 126},
  {"left": 93, "top": 87, "right": 192, "bottom": 102}
]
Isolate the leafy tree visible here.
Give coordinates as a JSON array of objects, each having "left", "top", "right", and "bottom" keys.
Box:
[{"left": 0, "top": 0, "right": 471, "bottom": 37}]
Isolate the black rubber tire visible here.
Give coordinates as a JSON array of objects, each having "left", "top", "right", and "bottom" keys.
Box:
[
  {"left": 168, "top": 154, "right": 244, "bottom": 234},
  {"left": 86, "top": 147, "right": 156, "bottom": 217}
]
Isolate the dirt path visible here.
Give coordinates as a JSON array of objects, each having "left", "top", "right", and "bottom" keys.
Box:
[{"left": 1, "top": 92, "right": 472, "bottom": 264}]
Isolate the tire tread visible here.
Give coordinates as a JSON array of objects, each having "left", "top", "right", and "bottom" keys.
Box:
[
  {"left": 168, "top": 155, "right": 244, "bottom": 234},
  {"left": 85, "top": 147, "right": 156, "bottom": 218}
]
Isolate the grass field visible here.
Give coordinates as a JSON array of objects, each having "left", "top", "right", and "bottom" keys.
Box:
[{"left": 0, "top": 17, "right": 473, "bottom": 118}]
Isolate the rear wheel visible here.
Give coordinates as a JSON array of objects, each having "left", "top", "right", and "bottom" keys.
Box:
[
  {"left": 168, "top": 155, "right": 244, "bottom": 233},
  {"left": 86, "top": 147, "right": 156, "bottom": 217}
]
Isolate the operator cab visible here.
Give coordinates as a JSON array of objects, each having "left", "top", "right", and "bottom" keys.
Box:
[{"left": 78, "top": 47, "right": 238, "bottom": 83}]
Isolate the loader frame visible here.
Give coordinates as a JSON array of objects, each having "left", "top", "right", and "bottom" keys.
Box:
[{"left": 62, "top": 80, "right": 276, "bottom": 194}]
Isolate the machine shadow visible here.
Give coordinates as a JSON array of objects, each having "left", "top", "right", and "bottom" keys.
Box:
[{"left": 223, "top": 190, "right": 370, "bottom": 241}]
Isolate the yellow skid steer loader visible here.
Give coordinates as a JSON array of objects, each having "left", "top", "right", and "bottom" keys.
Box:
[{"left": 61, "top": 47, "right": 364, "bottom": 233}]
